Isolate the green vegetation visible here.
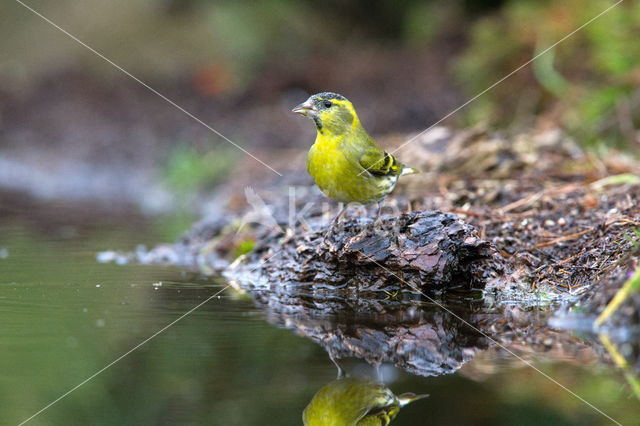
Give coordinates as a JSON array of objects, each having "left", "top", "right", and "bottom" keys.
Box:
[
  {"left": 590, "top": 173, "right": 640, "bottom": 190},
  {"left": 232, "top": 238, "right": 256, "bottom": 259},
  {"left": 455, "top": 0, "right": 640, "bottom": 151},
  {"left": 599, "top": 334, "right": 640, "bottom": 401},
  {"left": 163, "top": 144, "right": 236, "bottom": 193},
  {"left": 596, "top": 267, "right": 640, "bottom": 326}
]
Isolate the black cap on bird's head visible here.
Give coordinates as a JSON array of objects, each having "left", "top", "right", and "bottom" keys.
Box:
[
  {"left": 292, "top": 92, "right": 358, "bottom": 134},
  {"left": 292, "top": 92, "right": 347, "bottom": 116}
]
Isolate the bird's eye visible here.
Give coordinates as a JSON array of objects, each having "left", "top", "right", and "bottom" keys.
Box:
[{"left": 323, "top": 100, "right": 333, "bottom": 108}]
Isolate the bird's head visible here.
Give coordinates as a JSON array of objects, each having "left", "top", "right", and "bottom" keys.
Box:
[{"left": 292, "top": 92, "right": 360, "bottom": 136}]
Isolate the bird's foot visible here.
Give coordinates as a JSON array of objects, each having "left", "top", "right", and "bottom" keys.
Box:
[
  {"left": 323, "top": 224, "right": 338, "bottom": 242},
  {"left": 365, "top": 215, "right": 386, "bottom": 237},
  {"left": 350, "top": 219, "right": 377, "bottom": 240}
]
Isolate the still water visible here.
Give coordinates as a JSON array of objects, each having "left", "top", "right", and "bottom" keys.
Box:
[{"left": 0, "top": 199, "right": 638, "bottom": 425}]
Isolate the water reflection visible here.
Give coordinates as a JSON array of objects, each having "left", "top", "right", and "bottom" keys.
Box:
[
  {"left": 303, "top": 376, "right": 427, "bottom": 426},
  {"left": 599, "top": 333, "right": 640, "bottom": 401},
  {"left": 244, "top": 285, "right": 491, "bottom": 377},
  {"left": 247, "top": 285, "right": 640, "bottom": 423}
]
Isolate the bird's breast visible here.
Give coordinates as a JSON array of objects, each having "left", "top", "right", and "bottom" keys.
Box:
[{"left": 307, "top": 140, "right": 397, "bottom": 204}]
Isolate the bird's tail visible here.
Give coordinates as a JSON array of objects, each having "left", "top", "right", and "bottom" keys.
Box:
[{"left": 401, "top": 166, "right": 420, "bottom": 176}]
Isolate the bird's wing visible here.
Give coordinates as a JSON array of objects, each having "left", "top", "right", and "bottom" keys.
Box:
[{"left": 358, "top": 144, "right": 403, "bottom": 177}]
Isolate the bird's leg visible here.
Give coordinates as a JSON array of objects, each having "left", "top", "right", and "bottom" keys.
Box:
[
  {"left": 329, "top": 352, "right": 346, "bottom": 379},
  {"left": 374, "top": 201, "right": 383, "bottom": 228},
  {"left": 333, "top": 203, "right": 349, "bottom": 228},
  {"left": 363, "top": 201, "right": 383, "bottom": 236},
  {"left": 374, "top": 362, "right": 383, "bottom": 382},
  {"left": 376, "top": 201, "right": 400, "bottom": 245},
  {"left": 324, "top": 203, "right": 349, "bottom": 239}
]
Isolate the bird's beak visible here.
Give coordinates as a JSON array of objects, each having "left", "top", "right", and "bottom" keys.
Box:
[
  {"left": 292, "top": 99, "right": 316, "bottom": 117},
  {"left": 398, "top": 393, "right": 429, "bottom": 407}
]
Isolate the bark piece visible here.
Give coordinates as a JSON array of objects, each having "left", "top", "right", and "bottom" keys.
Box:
[{"left": 227, "top": 210, "right": 495, "bottom": 293}]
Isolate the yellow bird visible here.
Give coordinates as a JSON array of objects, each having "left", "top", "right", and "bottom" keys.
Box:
[
  {"left": 302, "top": 377, "right": 428, "bottom": 426},
  {"left": 293, "top": 92, "right": 419, "bottom": 229}
]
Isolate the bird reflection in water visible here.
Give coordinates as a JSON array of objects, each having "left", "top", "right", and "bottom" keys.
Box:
[{"left": 303, "top": 375, "right": 427, "bottom": 426}]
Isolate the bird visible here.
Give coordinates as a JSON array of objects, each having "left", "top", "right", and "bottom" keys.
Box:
[
  {"left": 292, "top": 92, "right": 419, "bottom": 232},
  {"left": 302, "top": 377, "right": 428, "bottom": 426}
]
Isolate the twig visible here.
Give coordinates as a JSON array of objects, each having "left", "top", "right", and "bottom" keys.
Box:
[
  {"left": 499, "top": 192, "right": 545, "bottom": 214},
  {"left": 449, "top": 208, "right": 490, "bottom": 217},
  {"left": 533, "top": 228, "right": 594, "bottom": 249},
  {"left": 498, "top": 183, "right": 581, "bottom": 214}
]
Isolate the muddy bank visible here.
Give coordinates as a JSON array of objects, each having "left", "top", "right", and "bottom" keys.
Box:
[{"left": 103, "top": 126, "right": 640, "bottom": 327}]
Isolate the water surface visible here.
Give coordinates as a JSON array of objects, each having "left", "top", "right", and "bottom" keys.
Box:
[{"left": 1, "top": 200, "right": 638, "bottom": 425}]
